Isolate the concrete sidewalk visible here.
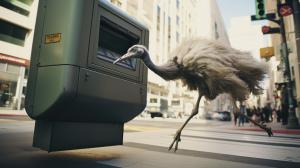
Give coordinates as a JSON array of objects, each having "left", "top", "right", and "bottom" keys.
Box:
[{"left": 0, "top": 109, "right": 27, "bottom": 116}]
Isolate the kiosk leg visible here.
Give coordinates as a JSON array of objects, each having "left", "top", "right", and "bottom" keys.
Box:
[{"left": 33, "top": 120, "right": 124, "bottom": 152}]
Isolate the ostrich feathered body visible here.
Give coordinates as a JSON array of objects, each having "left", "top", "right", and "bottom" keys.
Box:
[
  {"left": 163, "top": 38, "right": 267, "bottom": 101},
  {"left": 114, "top": 38, "right": 273, "bottom": 142}
]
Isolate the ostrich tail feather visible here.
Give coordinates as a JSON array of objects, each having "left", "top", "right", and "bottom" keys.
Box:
[{"left": 234, "top": 52, "right": 268, "bottom": 95}]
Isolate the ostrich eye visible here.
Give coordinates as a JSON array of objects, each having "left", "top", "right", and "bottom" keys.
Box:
[{"left": 137, "top": 49, "right": 143, "bottom": 54}]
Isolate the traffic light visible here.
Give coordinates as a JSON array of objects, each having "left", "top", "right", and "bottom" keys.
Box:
[
  {"left": 261, "top": 26, "right": 280, "bottom": 34},
  {"left": 255, "top": 0, "right": 266, "bottom": 19}
]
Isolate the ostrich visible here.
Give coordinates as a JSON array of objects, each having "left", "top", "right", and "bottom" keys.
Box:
[{"left": 114, "top": 38, "right": 273, "bottom": 152}]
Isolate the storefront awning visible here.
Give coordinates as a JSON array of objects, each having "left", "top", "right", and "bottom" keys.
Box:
[{"left": 0, "top": 53, "right": 29, "bottom": 67}]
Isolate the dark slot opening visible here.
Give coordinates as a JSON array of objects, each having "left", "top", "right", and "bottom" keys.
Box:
[{"left": 97, "top": 17, "right": 139, "bottom": 70}]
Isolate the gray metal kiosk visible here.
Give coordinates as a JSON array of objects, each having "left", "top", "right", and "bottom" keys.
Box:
[{"left": 25, "top": 0, "right": 148, "bottom": 152}]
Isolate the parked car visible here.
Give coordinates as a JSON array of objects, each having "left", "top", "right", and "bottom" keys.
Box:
[
  {"left": 204, "top": 111, "right": 214, "bottom": 120},
  {"left": 166, "top": 111, "right": 178, "bottom": 118},
  {"left": 140, "top": 110, "right": 151, "bottom": 118},
  {"left": 150, "top": 111, "right": 163, "bottom": 118},
  {"left": 212, "top": 111, "right": 231, "bottom": 121},
  {"left": 212, "top": 112, "right": 223, "bottom": 120}
]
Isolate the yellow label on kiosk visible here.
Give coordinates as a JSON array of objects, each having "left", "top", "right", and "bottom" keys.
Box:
[{"left": 45, "top": 33, "right": 62, "bottom": 44}]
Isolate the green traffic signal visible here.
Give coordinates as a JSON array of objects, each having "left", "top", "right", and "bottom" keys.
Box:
[{"left": 255, "top": 0, "right": 266, "bottom": 19}]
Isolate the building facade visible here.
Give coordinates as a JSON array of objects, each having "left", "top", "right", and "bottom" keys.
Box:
[
  {"left": 0, "top": 0, "right": 39, "bottom": 110},
  {"left": 266, "top": 0, "right": 300, "bottom": 122},
  {"left": 108, "top": 0, "right": 230, "bottom": 117}
]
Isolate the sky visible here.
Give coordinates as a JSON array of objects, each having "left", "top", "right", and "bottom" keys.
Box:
[{"left": 216, "top": 0, "right": 256, "bottom": 29}]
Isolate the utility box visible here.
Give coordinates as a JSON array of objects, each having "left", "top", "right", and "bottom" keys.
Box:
[{"left": 25, "top": 0, "right": 148, "bottom": 151}]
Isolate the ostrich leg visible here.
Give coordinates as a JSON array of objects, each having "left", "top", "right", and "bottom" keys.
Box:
[
  {"left": 244, "top": 115, "right": 273, "bottom": 136},
  {"left": 234, "top": 102, "right": 273, "bottom": 137},
  {"left": 169, "top": 92, "right": 202, "bottom": 152}
]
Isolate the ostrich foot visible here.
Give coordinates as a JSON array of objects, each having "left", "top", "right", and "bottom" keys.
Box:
[
  {"left": 262, "top": 123, "right": 273, "bottom": 137},
  {"left": 244, "top": 115, "right": 273, "bottom": 137},
  {"left": 168, "top": 130, "right": 181, "bottom": 152}
]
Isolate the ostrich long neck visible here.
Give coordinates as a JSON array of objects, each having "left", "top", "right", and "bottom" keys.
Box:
[{"left": 142, "top": 51, "right": 180, "bottom": 80}]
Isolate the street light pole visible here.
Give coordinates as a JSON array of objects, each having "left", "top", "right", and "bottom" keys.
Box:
[{"left": 277, "top": 0, "right": 299, "bottom": 128}]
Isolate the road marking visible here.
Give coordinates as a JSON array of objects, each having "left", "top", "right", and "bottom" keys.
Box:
[
  {"left": 124, "top": 125, "right": 160, "bottom": 132},
  {"left": 187, "top": 128, "right": 300, "bottom": 139},
  {"left": 124, "top": 142, "right": 300, "bottom": 168},
  {"left": 180, "top": 134, "right": 300, "bottom": 148}
]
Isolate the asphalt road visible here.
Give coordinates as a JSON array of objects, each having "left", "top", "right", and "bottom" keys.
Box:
[{"left": 0, "top": 115, "right": 299, "bottom": 168}]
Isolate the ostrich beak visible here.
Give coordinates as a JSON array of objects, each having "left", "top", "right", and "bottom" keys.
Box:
[{"left": 113, "top": 53, "right": 134, "bottom": 64}]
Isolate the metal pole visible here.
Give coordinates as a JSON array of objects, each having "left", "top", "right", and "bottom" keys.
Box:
[
  {"left": 291, "top": 0, "right": 300, "bottom": 125},
  {"left": 292, "top": 0, "right": 300, "bottom": 50},
  {"left": 277, "top": 0, "right": 299, "bottom": 128}
]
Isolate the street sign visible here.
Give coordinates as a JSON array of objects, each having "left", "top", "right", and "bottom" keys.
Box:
[
  {"left": 260, "top": 47, "right": 274, "bottom": 58},
  {"left": 278, "top": 3, "right": 293, "bottom": 16}
]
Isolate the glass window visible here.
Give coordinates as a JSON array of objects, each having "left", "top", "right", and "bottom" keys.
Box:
[
  {"left": 156, "top": 6, "right": 161, "bottom": 42},
  {"left": 24, "top": 67, "right": 29, "bottom": 79},
  {"left": 0, "top": 0, "right": 33, "bottom": 16},
  {"left": 0, "top": 63, "right": 7, "bottom": 72},
  {"left": 176, "top": 32, "right": 180, "bottom": 43},
  {"left": 17, "top": 0, "right": 33, "bottom": 6},
  {"left": 157, "top": 6, "right": 161, "bottom": 31},
  {"left": 172, "top": 100, "right": 180, "bottom": 106},
  {"left": 0, "top": 20, "right": 28, "bottom": 46},
  {"left": 167, "top": 16, "right": 171, "bottom": 53},
  {"left": 7, "top": 64, "right": 20, "bottom": 74},
  {"left": 214, "top": 22, "right": 219, "bottom": 39},
  {"left": 176, "top": 0, "right": 180, "bottom": 10},
  {"left": 110, "top": 0, "right": 122, "bottom": 7},
  {"left": 150, "top": 98, "right": 157, "bottom": 103}
]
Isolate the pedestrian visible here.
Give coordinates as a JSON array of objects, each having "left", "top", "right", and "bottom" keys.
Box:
[
  {"left": 239, "top": 102, "right": 246, "bottom": 126},
  {"left": 246, "top": 106, "right": 251, "bottom": 123},
  {"left": 256, "top": 107, "right": 262, "bottom": 123},
  {"left": 233, "top": 110, "right": 239, "bottom": 126},
  {"left": 281, "top": 84, "right": 289, "bottom": 125},
  {"left": 271, "top": 108, "right": 276, "bottom": 123},
  {"left": 0, "top": 89, "right": 9, "bottom": 106},
  {"left": 276, "top": 106, "right": 282, "bottom": 122},
  {"left": 262, "top": 103, "right": 272, "bottom": 123},
  {"left": 251, "top": 106, "right": 257, "bottom": 127}
]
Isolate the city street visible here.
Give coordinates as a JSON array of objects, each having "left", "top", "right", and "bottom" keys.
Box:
[
  {"left": 2, "top": 0, "right": 300, "bottom": 168},
  {"left": 0, "top": 114, "right": 299, "bottom": 168}
]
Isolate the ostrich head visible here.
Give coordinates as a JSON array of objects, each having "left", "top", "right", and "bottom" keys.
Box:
[{"left": 113, "top": 45, "right": 147, "bottom": 64}]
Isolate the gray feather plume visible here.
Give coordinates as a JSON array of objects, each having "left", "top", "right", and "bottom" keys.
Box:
[{"left": 168, "top": 38, "right": 267, "bottom": 101}]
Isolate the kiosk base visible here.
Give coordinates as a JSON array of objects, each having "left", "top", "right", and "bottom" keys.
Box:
[{"left": 33, "top": 120, "right": 124, "bottom": 152}]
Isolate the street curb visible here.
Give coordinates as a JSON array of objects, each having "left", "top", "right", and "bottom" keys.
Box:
[
  {"left": 235, "top": 128, "right": 300, "bottom": 135},
  {"left": 0, "top": 113, "right": 28, "bottom": 117},
  {"left": 0, "top": 110, "right": 27, "bottom": 116}
]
